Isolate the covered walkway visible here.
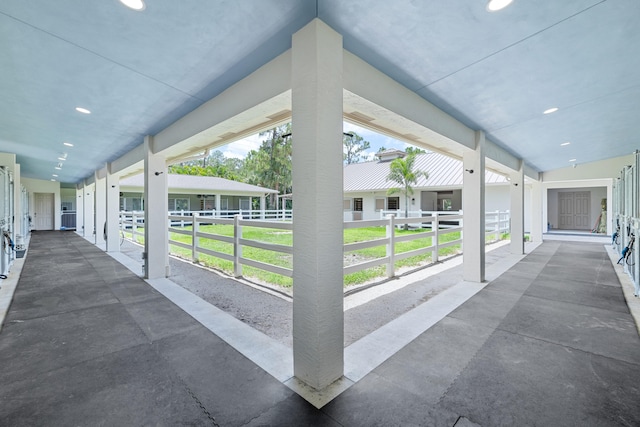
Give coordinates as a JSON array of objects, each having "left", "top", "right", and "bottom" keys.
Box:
[{"left": 1, "top": 231, "right": 639, "bottom": 425}]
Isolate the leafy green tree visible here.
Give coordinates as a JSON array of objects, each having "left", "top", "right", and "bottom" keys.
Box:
[
  {"left": 386, "top": 154, "right": 429, "bottom": 229},
  {"left": 405, "top": 146, "right": 426, "bottom": 155},
  {"left": 343, "top": 132, "right": 371, "bottom": 164},
  {"left": 243, "top": 124, "right": 292, "bottom": 209}
]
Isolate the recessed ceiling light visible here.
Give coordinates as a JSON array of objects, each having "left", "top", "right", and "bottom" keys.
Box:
[
  {"left": 51, "top": 178, "right": 56, "bottom": 182},
  {"left": 75, "top": 107, "right": 91, "bottom": 114},
  {"left": 52, "top": 174, "right": 58, "bottom": 177},
  {"left": 63, "top": 142, "right": 74, "bottom": 147},
  {"left": 560, "top": 142, "right": 571, "bottom": 146},
  {"left": 543, "top": 107, "right": 559, "bottom": 115},
  {"left": 54, "top": 167, "right": 62, "bottom": 170},
  {"left": 487, "top": 0, "right": 513, "bottom": 12},
  {"left": 119, "top": 0, "right": 145, "bottom": 11},
  {"left": 58, "top": 157, "right": 66, "bottom": 161},
  {"left": 569, "top": 158, "right": 577, "bottom": 162}
]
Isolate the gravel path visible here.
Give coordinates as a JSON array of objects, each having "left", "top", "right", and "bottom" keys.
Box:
[{"left": 120, "top": 240, "right": 512, "bottom": 348}]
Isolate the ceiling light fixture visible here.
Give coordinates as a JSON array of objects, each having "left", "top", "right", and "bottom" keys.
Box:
[
  {"left": 51, "top": 178, "right": 56, "bottom": 182},
  {"left": 119, "top": 0, "right": 146, "bottom": 11},
  {"left": 75, "top": 107, "right": 91, "bottom": 114},
  {"left": 58, "top": 157, "right": 66, "bottom": 161},
  {"left": 54, "top": 166, "right": 62, "bottom": 170},
  {"left": 560, "top": 142, "right": 571, "bottom": 146},
  {"left": 487, "top": 0, "right": 513, "bottom": 12},
  {"left": 63, "top": 142, "right": 74, "bottom": 147},
  {"left": 569, "top": 158, "right": 577, "bottom": 162},
  {"left": 543, "top": 107, "right": 559, "bottom": 115},
  {"left": 52, "top": 174, "right": 58, "bottom": 177}
]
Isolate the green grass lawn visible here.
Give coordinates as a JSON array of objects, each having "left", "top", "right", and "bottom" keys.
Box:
[{"left": 151, "top": 224, "right": 462, "bottom": 288}]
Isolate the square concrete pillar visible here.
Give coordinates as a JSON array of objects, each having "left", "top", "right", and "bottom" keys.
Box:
[
  {"left": 83, "top": 181, "right": 94, "bottom": 239},
  {"left": 291, "top": 19, "right": 344, "bottom": 390},
  {"left": 105, "top": 167, "right": 120, "bottom": 252},
  {"left": 143, "top": 135, "right": 170, "bottom": 279},
  {"left": 510, "top": 162, "right": 525, "bottom": 254},
  {"left": 95, "top": 169, "right": 107, "bottom": 245},
  {"left": 76, "top": 185, "right": 84, "bottom": 237},
  {"left": 463, "top": 131, "right": 486, "bottom": 282},
  {"left": 530, "top": 180, "right": 543, "bottom": 242}
]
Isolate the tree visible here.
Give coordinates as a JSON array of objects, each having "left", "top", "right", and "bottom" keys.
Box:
[
  {"left": 343, "top": 132, "right": 371, "bottom": 164},
  {"left": 243, "top": 124, "right": 292, "bottom": 209},
  {"left": 386, "top": 154, "right": 429, "bottom": 230},
  {"left": 405, "top": 146, "right": 426, "bottom": 155}
]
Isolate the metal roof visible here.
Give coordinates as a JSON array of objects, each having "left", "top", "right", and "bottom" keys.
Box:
[
  {"left": 119, "top": 174, "right": 278, "bottom": 195},
  {"left": 344, "top": 152, "right": 507, "bottom": 193}
]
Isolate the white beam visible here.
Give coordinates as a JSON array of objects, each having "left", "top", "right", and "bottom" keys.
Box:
[{"left": 510, "top": 162, "right": 525, "bottom": 254}]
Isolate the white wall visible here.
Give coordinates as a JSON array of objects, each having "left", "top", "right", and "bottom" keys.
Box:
[
  {"left": 21, "top": 178, "right": 61, "bottom": 230},
  {"left": 547, "top": 186, "right": 607, "bottom": 231}
]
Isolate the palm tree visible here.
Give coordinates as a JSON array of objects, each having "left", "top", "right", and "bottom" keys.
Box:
[{"left": 386, "top": 154, "right": 429, "bottom": 230}]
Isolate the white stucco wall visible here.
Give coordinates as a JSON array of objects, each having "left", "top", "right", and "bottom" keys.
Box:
[{"left": 21, "top": 178, "right": 62, "bottom": 230}]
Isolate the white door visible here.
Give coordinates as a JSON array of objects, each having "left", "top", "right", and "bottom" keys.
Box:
[
  {"left": 574, "top": 191, "right": 591, "bottom": 229},
  {"left": 34, "top": 193, "right": 54, "bottom": 230},
  {"left": 558, "top": 191, "right": 591, "bottom": 230}
]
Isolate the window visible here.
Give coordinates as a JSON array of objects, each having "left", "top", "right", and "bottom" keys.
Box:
[
  {"left": 375, "top": 198, "right": 385, "bottom": 211},
  {"left": 221, "top": 197, "right": 229, "bottom": 210},
  {"left": 442, "top": 198, "right": 452, "bottom": 211},
  {"left": 343, "top": 199, "right": 352, "bottom": 211},
  {"left": 200, "top": 198, "right": 214, "bottom": 210},
  {"left": 353, "top": 198, "right": 363, "bottom": 212},
  {"left": 175, "top": 198, "right": 189, "bottom": 211},
  {"left": 387, "top": 197, "right": 399, "bottom": 210}
]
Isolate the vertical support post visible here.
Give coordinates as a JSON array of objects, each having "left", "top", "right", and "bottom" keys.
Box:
[
  {"left": 234, "top": 214, "right": 242, "bottom": 277},
  {"left": 192, "top": 213, "right": 199, "bottom": 262},
  {"left": 386, "top": 214, "right": 395, "bottom": 278},
  {"left": 462, "top": 131, "right": 486, "bottom": 282},
  {"left": 83, "top": 181, "right": 94, "bottom": 239},
  {"left": 143, "top": 135, "right": 169, "bottom": 279},
  {"left": 530, "top": 180, "right": 543, "bottom": 242},
  {"left": 433, "top": 213, "right": 440, "bottom": 263},
  {"left": 510, "top": 162, "right": 525, "bottom": 254},
  {"left": 131, "top": 212, "right": 137, "bottom": 242},
  {"left": 105, "top": 166, "right": 120, "bottom": 252},
  {"left": 260, "top": 195, "right": 266, "bottom": 220},
  {"left": 95, "top": 169, "right": 107, "bottom": 246},
  {"left": 291, "top": 19, "right": 344, "bottom": 390},
  {"left": 76, "top": 185, "right": 84, "bottom": 237}
]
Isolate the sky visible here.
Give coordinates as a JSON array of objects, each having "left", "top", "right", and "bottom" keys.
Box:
[{"left": 218, "top": 122, "right": 412, "bottom": 161}]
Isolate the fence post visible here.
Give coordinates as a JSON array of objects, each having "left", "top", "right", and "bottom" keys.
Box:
[
  {"left": 459, "top": 209, "right": 464, "bottom": 253},
  {"left": 433, "top": 212, "right": 440, "bottom": 263},
  {"left": 132, "top": 212, "right": 137, "bottom": 242},
  {"left": 386, "top": 214, "right": 395, "bottom": 278},
  {"left": 191, "top": 213, "right": 198, "bottom": 262},
  {"left": 234, "top": 214, "right": 242, "bottom": 277}
]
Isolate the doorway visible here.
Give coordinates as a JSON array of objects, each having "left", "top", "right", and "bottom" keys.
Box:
[
  {"left": 558, "top": 191, "right": 590, "bottom": 230},
  {"left": 34, "top": 192, "right": 54, "bottom": 230}
]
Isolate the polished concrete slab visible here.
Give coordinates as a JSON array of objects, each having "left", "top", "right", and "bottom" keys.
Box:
[{"left": 1, "top": 231, "right": 639, "bottom": 426}]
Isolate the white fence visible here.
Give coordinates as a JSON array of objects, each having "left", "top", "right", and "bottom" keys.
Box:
[{"left": 120, "top": 209, "right": 511, "bottom": 285}]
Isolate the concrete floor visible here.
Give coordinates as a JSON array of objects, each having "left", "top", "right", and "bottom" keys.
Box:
[{"left": 1, "top": 231, "right": 639, "bottom": 426}]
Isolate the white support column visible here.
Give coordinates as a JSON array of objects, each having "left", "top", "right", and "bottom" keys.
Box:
[
  {"left": 510, "top": 162, "right": 525, "bottom": 254},
  {"left": 260, "top": 195, "right": 266, "bottom": 219},
  {"left": 462, "top": 130, "right": 486, "bottom": 282},
  {"left": 215, "top": 193, "right": 221, "bottom": 216},
  {"left": 95, "top": 169, "right": 107, "bottom": 246},
  {"left": 105, "top": 166, "right": 120, "bottom": 252},
  {"left": 143, "top": 135, "right": 170, "bottom": 279},
  {"left": 291, "top": 19, "right": 344, "bottom": 390},
  {"left": 530, "top": 180, "right": 543, "bottom": 242},
  {"left": 76, "top": 185, "right": 84, "bottom": 237},
  {"left": 83, "top": 181, "right": 95, "bottom": 239},
  {"left": 13, "top": 163, "right": 21, "bottom": 242}
]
